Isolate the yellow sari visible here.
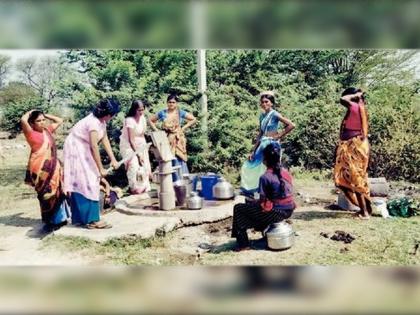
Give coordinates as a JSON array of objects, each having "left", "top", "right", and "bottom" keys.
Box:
[
  {"left": 334, "top": 104, "right": 371, "bottom": 206},
  {"left": 162, "top": 112, "right": 188, "bottom": 162}
]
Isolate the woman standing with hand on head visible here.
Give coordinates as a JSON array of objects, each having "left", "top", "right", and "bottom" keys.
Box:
[
  {"left": 240, "top": 91, "right": 295, "bottom": 196},
  {"left": 21, "top": 109, "right": 70, "bottom": 232},
  {"left": 119, "top": 99, "right": 152, "bottom": 195},
  {"left": 334, "top": 87, "right": 372, "bottom": 219},
  {"left": 63, "top": 98, "right": 120, "bottom": 229}
]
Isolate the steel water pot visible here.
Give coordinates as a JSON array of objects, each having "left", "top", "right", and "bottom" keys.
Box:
[
  {"left": 187, "top": 191, "right": 203, "bottom": 210},
  {"left": 212, "top": 177, "right": 234, "bottom": 200},
  {"left": 265, "top": 221, "right": 295, "bottom": 250}
]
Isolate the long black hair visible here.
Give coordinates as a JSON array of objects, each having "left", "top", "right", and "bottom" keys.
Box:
[
  {"left": 28, "top": 110, "right": 44, "bottom": 125},
  {"left": 93, "top": 98, "right": 120, "bottom": 118},
  {"left": 263, "top": 143, "right": 283, "bottom": 187},
  {"left": 126, "top": 99, "right": 145, "bottom": 118}
]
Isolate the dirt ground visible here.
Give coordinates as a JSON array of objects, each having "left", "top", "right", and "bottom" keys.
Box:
[{"left": 1, "top": 135, "right": 419, "bottom": 266}]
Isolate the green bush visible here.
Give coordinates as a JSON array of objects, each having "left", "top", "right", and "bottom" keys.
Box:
[
  {"left": 367, "top": 85, "right": 420, "bottom": 181},
  {"left": 0, "top": 96, "right": 46, "bottom": 136}
]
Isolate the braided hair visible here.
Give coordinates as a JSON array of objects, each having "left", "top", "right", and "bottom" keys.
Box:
[{"left": 263, "top": 142, "right": 284, "bottom": 190}]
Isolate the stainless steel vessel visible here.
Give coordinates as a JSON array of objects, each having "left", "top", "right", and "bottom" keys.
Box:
[
  {"left": 187, "top": 191, "right": 203, "bottom": 210},
  {"left": 265, "top": 222, "right": 295, "bottom": 250},
  {"left": 212, "top": 177, "right": 234, "bottom": 200}
]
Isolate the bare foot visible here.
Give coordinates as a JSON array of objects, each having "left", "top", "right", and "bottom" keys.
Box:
[{"left": 353, "top": 213, "right": 369, "bottom": 220}]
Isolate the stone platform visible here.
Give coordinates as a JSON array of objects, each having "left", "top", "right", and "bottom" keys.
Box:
[
  {"left": 115, "top": 194, "right": 244, "bottom": 227},
  {"left": 53, "top": 195, "right": 243, "bottom": 242}
]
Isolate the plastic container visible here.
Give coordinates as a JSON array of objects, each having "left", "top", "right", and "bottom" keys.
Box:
[
  {"left": 373, "top": 199, "right": 389, "bottom": 218},
  {"left": 200, "top": 175, "right": 220, "bottom": 200}
]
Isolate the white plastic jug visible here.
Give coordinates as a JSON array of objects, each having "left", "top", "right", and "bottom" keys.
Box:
[{"left": 373, "top": 199, "right": 389, "bottom": 218}]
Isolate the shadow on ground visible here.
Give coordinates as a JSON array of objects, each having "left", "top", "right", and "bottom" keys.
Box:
[
  {"left": 0, "top": 166, "right": 26, "bottom": 187},
  {"left": 0, "top": 212, "right": 51, "bottom": 239},
  {"left": 293, "top": 210, "right": 351, "bottom": 221},
  {"left": 208, "top": 237, "right": 268, "bottom": 254},
  {"left": 0, "top": 212, "right": 39, "bottom": 227}
]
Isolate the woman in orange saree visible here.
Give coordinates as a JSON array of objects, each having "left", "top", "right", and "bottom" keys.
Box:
[
  {"left": 21, "top": 110, "right": 70, "bottom": 232},
  {"left": 334, "top": 88, "right": 373, "bottom": 219}
]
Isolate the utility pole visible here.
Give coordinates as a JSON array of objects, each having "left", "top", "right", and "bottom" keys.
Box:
[
  {"left": 197, "top": 49, "right": 208, "bottom": 136},
  {"left": 191, "top": 1, "right": 208, "bottom": 146}
]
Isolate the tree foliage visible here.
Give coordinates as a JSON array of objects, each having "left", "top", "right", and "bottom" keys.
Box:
[
  {"left": 0, "top": 54, "right": 11, "bottom": 89},
  {"left": 0, "top": 49, "right": 418, "bottom": 182},
  {"left": 62, "top": 49, "right": 420, "bottom": 182}
]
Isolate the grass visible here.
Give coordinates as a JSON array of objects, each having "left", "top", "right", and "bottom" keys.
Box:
[
  {"left": 41, "top": 234, "right": 179, "bottom": 265},
  {"left": 200, "top": 212, "right": 420, "bottom": 266},
  {"left": 41, "top": 211, "right": 420, "bottom": 266}
]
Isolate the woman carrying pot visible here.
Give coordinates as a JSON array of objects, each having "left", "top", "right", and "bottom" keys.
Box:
[{"left": 240, "top": 91, "right": 295, "bottom": 196}]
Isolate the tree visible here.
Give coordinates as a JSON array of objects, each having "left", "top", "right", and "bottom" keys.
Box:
[
  {"left": 15, "top": 55, "right": 80, "bottom": 105},
  {"left": 0, "top": 55, "right": 11, "bottom": 89},
  {"left": 62, "top": 49, "right": 419, "bottom": 182},
  {"left": 0, "top": 81, "right": 37, "bottom": 106}
]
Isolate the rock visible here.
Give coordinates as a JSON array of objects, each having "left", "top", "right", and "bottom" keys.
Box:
[
  {"left": 330, "top": 231, "right": 355, "bottom": 244},
  {"left": 337, "top": 191, "right": 360, "bottom": 211},
  {"left": 320, "top": 232, "right": 329, "bottom": 238},
  {"left": 369, "top": 177, "right": 389, "bottom": 197}
]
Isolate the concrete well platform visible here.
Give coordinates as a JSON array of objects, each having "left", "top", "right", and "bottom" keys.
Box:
[
  {"left": 53, "top": 194, "right": 244, "bottom": 243},
  {"left": 115, "top": 194, "right": 244, "bottom": 227}
]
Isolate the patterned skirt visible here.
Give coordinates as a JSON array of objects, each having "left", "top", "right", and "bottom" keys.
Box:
[{"left": 334, "top": 136, "right": 371, "bottom": 206}]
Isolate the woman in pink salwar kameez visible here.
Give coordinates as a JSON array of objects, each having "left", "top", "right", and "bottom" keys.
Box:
[{"left": 63, "top": 99, "right": 119, "bottom": 229}]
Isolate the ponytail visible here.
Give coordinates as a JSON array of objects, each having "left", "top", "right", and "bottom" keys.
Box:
[
  {"left": 263, "top": 142, "right": 283, "bottom": 184},
  {"left": 273, "top": 162, "right": 284, "bottom": 192}
]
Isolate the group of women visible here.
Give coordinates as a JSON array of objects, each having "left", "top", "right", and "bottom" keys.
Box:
[
  {"left": 233, "top": 88, "right": 373, "bottom": 251},
  {"left": 22, "top": 88, "right": 373, "bottom": 252},
  {"left": 22, "top": 94, "right": 196, "bottom": 231}
]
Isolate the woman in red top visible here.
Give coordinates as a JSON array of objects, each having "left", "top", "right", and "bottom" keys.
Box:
[
  {"left": 334, "top": 87, "right": 372, "bottom": 219},
  {"left": 21, "top": 110, "right": 70, "bottom": 232}
]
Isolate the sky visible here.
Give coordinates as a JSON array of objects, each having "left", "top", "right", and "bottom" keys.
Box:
[
  {"left": 0, "top": 49, "right": 60, "bottom": 82},
  {"left": 0, "top": 49, "right": 60, "bottom": 62}
]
